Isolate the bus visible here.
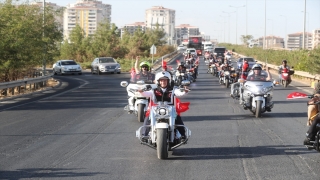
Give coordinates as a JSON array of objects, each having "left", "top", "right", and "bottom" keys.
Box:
[{"left": 187, "top": 36, "right": 203, "bottom": 56}]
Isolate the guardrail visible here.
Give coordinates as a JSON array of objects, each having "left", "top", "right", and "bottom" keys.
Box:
[
  {"left": 233, "top": 52, "right": 320, "bottom": 87},
  {"left": 0, "top": 73, "right": 53, "bottom": 97},
  {"left": 152, "top": 50, "right": 180, "bottom": 71}
]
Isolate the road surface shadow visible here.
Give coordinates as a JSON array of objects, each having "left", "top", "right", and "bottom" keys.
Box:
[
  {"left": 171, "top": 145, "right": 312, "bottom": 160},
  {"left": 0, "top": 168, "right": 106, "bottom": 179}
]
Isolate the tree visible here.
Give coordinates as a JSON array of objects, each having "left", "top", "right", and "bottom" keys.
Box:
[{"left": 240, "top": 35, "right": 254, "bottom": 46}]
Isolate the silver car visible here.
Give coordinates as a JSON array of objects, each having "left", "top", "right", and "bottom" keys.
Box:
[
  {"left": 91, "top": 57, "right": 121, "bottom": 75},
  {"left": 236, "top": 57, "right": 257, "bottom": 70},
  {"left": 53, "top": 60, "right": 82, "bottom": 75}
]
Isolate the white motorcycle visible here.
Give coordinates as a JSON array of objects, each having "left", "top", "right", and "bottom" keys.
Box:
[
  {"left": 136, "top": 82, "right": 191, "bottom": 159},
  {"left": 240, "top": 80, "right": 275, "bottom": 118},
  {"left": 121, "top": 80, "right": 157, "bottom": 122}
]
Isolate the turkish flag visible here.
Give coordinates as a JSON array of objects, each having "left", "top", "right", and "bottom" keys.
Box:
[
  {"left": 175, "top": 98, "right": 190, "bottom": 115},
  {"left": 162, "top": 59, "right": 167, "bottom": 69},
  {"left": 287, "top": 92, "right": 308, "bottom": 99},
  {"left": 130, "top": 67, "right": 136, "bottom": 79}
]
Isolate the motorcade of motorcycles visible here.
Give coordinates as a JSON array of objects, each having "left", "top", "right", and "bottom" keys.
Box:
[
  {"left": 240, "top": 79, "right": 275, "bottom": 118},
  {"left": 280, "top": 67, "right": 294, "bottom": 88},
  {"left": 121, "top": 80, "right": 157, "bottom": 122},
  {"left": 205, "top": 58, "right": 214, "bottom": 73},
  {"left": 135, "top": 81, "right": 192, "bottom": 159},
  {"left": 218, "top": 63, "right": 234, "bottom": 88}
]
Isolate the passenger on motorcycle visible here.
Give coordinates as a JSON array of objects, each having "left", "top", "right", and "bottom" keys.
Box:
[
  {"left": 304, "top": 110, "right": 320, "bottom": 146},
  {"left": 138, "top": 71, "right": 189, "bottom": 141},
  {"left": 126, "top": 56, "right": 155, "bottom": 114},
  {"left": 239, "top": 64, "right": 273, "bottom": 108},
  {"left": 230, "top": 59, "right": 250, "bottom": 98},
  {"left": 278, "top": 60, "right": 290, "bottom": 82}
]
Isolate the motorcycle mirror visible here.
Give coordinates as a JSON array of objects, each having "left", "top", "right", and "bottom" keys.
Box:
[
  {"left": 181, "top": 80, "right": 191, "bottom": 86},
  {"left": 307, "top": 95, "right": 314, "bottom": 99},
  {"left": 291, "top": 66, "right": 294, "bottom": 69},
  {"left": 120, "top": 81, "right": 128, "bottom": 87}
]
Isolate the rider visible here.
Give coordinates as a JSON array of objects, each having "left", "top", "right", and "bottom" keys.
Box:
[
  {"left": 139, "top": 71, "right": 189, "bottom": 141},
  {"left": 126, "top": 56, "right": 155, "bottom": 114},
  {"left": 304, "top": 113, "right": 320, "bottom": 146},
  {"left": 239, "top": 64, "right": 273, "bottom": 109},
  {"left": 278, "top": 60, "right": 290, "bottom": 82},
  {"left": 307, "top": 83, "right": 320, "bottom": 126}
]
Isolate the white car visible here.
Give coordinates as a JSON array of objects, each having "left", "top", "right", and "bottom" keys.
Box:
[
  {"left": 53, "top": 60, "right": 82, "bottom": 75},
  {"left": 177, "top": 45, "right": 186, "bottom": 51},
  {"left": 184, "top": 48, "right": 197, "bottom": 56}
]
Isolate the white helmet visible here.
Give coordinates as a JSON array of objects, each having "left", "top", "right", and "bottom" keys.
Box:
[
  {"left": 251, "top": 64, "right": 262, "bottom": 70},
  {"left": 155, "top": 71, "right": 171, "bottom": 83}
]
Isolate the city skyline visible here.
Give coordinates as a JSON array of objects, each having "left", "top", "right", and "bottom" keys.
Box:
[{"left": 32, "top": 0, "right": 320, "bottom": 44}]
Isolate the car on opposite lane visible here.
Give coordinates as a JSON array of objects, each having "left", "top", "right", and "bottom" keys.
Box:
[
  {"left": 236, "top": 57, "right": 257, "bottom": 70},
  {"left": 91, "top": 57, "right": 121, "bottom": 75},
  {"left": 53, "top": 60, "right": 82, "bottom": 75}
]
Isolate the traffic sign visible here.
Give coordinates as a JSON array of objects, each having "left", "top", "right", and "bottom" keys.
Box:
[{"left": 150, "top": 44, "right": 156, "bottom": 54}]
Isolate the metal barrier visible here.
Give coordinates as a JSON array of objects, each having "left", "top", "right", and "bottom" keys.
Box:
[{"left": 0, "top": 73, "right": 53, "bottom": 97}]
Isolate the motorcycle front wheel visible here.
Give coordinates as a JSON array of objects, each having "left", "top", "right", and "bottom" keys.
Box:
[
  {"left": 283, "top": 80, "right": 288, "bottom": 88},
  {"left": 255, "top": 100, "right": 262, "bottom": 118},
  {"left": 137, "top": 104, "right": 145, "bottom": 122},
  {"left": 157, "top": 128, "right": 168, "bottom": 159},
  {"left": 226, "top": 79, "right": 230, "bottom": 88}
]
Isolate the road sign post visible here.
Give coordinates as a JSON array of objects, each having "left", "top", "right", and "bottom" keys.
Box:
[{"left": 150, "top": 44, "right": 156, "bottom": 64}]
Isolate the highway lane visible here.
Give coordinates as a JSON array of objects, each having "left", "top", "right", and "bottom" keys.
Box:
[{"left": 0, "top": 55, "right": 319, "bottom": 179}]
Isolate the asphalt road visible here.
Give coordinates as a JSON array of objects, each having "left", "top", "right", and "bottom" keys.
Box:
[{"left": 0, "top": 54, "right": 319, "bottom": 180}]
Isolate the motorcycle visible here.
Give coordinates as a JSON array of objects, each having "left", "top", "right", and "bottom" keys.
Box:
[
  {"left": 174, "top": 70, "right": 189, "bottom": 86},
  {"left": 205, "top": 58, "right": 214, "bottom": 74},
  {"left": 219, "top": 64, "right": 233, "bottom": 88},
  {"left": 280, "top": 67, "right": 294, "bottom": 88},
  {"left": 240, "top": 80, "right": 275, "bottom": 118},
  {"left": 135, "top": 81, "right": 192, "bottom": 159},
  {"left": 121, "top": 80, "right": 157, "bottom": 122}
]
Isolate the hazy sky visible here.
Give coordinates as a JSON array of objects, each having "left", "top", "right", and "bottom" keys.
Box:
[{"left": 43, "top": 0, "right": 320, "bottom": 44}]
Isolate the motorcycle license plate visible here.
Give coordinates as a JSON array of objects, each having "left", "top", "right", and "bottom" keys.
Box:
[{"left": 283, "top": 73, "right": 288, "bottom": 76}]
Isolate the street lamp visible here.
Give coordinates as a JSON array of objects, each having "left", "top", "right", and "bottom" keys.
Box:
[
  {"left": 279, "top": 15, "right": 287, "bottom": 48},
  {"left": 301, "top": 10, "right": 309, "bottom": 49},
  {"left": 216, "top": 22, "right": 225, "bottom": 42},
  {"left": 302, "top": 0, "right": 306, "bottom": 49},
  {"left": 267, "top": 19, "right": 273, "bottom": 48},
  {"left": 222, "top": 11, "right": 236, "bottom": 43},
  {"left": 219, "top": 15, "right": 228, "bottom": 42},
  {"left": 263, "top": 0, "right": 266, "bottom": 49},
  {"left": 229, "top": 5, "right": 245, "bottom": 45}
]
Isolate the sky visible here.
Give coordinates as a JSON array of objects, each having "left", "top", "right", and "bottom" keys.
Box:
[{"left": 37, "top": 0, "right": 320, "bottom": 44}]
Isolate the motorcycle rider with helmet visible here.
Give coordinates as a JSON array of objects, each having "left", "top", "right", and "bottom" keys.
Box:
[
  {"left": 138, "top": 71, "right": 189, "bottom": 141},
  {"left": 126, "top": 56, "right": 155, "bottom": 114},
  {"left": 278, "top": 59, "right": 290, "bottom": 82},
  {"left": 239, "top": 64, "right": 272, "bottom": 109}
]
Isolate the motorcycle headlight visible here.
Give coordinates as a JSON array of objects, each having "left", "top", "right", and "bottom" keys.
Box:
[
  {"left": 224, "top": 71, "right": 230, "bottom": 76},
  {"left": 157, "top": 108, "right": 167, "bottom": 115}
]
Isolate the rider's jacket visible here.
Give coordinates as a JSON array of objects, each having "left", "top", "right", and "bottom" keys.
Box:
[
  {"left": 246, "top": 71, "right": 268, "bottom": 81},
  {"left": 141, "top": 86, "right": 187, "bottom": 103},
  {"left": 278, "top": 65, "right": 290, "bottom": 74}
]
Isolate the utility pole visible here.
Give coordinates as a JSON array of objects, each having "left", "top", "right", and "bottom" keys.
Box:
[
  {"left": 230, "top": 5, "right": 245, "bottom": 45},
  {"left": 43, "top": 0, "right": 46, "bottom": 76},
  {"left": 222, "top": 11, "right": 236, "bottom": 43},
  {"left": 303, "top": 0, "right": 306, "bottom": 49}
]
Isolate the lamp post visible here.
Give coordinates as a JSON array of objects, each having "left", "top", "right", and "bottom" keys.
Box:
[
  {"left": 301, "top": 10, "right": 309, "bottom": 49},
  {"left": 216, "top": 22, "right": 224, "bottom": 42},
  {"left": 222, "top": 11, "right": 236, "bottom": 43},
  {"left": 263, "top": 0, "right": 266, "bottom": 49},
  {"left": 302, "top": 0, "right": 306, "bottom": 49},
  {"left": 267, "top": 19, "right": 273, "bottom": 48},
  {"left": 279, "top": 15, "right": 287, "bottom": 48},
  {"left": 219, "top": 15, "right": 228, "bottom": 42},
  {"left": 42, "top": 0, "right": 46, "bottom": 76},
  {"left": 229, "top": 5, "right": 245, "bottom": 45}
]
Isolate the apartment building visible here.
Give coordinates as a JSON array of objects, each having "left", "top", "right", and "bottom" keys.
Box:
[
  {"left": 63, "top": 0, "right": 111, "bottom": 39},
  {"left": 258, "top": 36, "right": 284, "bottom": 49},
  {"left": 286, "top": 32, "right": 312, "bottom": 50},
  {"left": 121, "top": 22, "right": 146, "bottom": 36},
  {"left": 145, "top": 6, "right": 175, "bottom": 45},
  {"left": 175, "top": 24, "right": 200, "bottom": 45},
  {"left": 312, "top": 29, "right": 320, "bottom": 49}
]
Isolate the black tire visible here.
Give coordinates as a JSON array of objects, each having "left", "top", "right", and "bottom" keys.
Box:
[
  {"left": 60, "top": 70, "right": 63, "bottom": 76},
  {"left": 91, "top": 68, "right": 94, "bottom": 74},
  {"left": 117, "top": 72, "right": 121, "bottom": 74},
  {"left": 111, "top": 72, "right": 114, "bottom": 74},
  {"left": 97, "top": 68, "right": 100, "bottom": 75},
  {"left": 53, "top": 69, "right": 57, "bottom": 75},
  {"left": 255, "top": 100, "right": 262, "bottom": 118},
  {"left": 157, "top": 128, "right": 168, "bottom": 159},
  {"left": 78, "top": 73, "right": 82, "bottom": 75},
  {"left": 284, "top": 80, "right": 288, "bottom": 88},
  {"left": 137, "top": 104, "right": 145, "bottom": 122},
  {"left": 226, "top": 79, "right": 230, "bottom": 88}
]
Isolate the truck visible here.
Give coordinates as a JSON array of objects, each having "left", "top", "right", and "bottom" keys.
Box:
[{"left": 187, "top": 35, "right": 203, "bottom": 56}]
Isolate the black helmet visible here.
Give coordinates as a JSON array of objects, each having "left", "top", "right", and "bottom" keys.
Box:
[{"left": 282, "top": 60, "right": 287, "bottom": 64}]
